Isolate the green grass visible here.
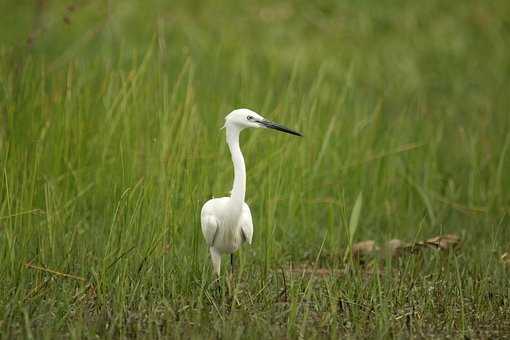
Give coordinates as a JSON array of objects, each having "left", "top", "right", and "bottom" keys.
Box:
[{"left": 1, "top": 0, "right": 510, "bottom": 338}]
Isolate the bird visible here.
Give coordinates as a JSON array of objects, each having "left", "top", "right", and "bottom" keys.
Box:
[{"left": 200, "top": 108, "right": 302, "bottom": 276}]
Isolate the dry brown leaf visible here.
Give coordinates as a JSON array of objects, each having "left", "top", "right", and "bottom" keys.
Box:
[
  {"left": 352, "top": 240, "right": 379, "bottom": 257},
  {"left": 383, "top": 239, "right": 414, "bottom": 258},
  {"left": 421, "top": 234, "right": 461, "bottom": 250},
  {"left": 335, "top": 234, "right": 463, "bottom": 266},
  {"left": 501, "top": 252, "right": 510, "bottom": 266}
]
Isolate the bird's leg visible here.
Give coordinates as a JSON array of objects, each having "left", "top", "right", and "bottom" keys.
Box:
[
  {"left": 210, "top": 248, "right": 221, "bottom": 276},
  {"left": 209, "top": 248, "right": 223, "bottom": 297},
  {"left": 230, "top": 254, "right": 235, "bottom": 274}
]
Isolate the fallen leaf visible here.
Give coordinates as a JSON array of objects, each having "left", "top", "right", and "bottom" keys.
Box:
[
  {"left": 421, "top": 234, "right": 461, "bottom": 250},
  {"left": 352, "top": 240, "right": 379, "bottom": 257},
  {"left": 352, "top": 234, "right": 461, "bottom": 261},
  {"left": 383, "top": 239, "right": 414, "bottom": 258},
  {"left": 501, "top": 252, "right": 510, "bottom": 266}
]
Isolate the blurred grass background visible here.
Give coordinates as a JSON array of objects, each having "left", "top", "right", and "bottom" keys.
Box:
[{"left": 1, "top": 0, "right": 510, "bottom": 338}]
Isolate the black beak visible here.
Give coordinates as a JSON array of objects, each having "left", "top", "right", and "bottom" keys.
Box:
[{"left": 257, "top": 119, "right": 303, "bottom": 137}]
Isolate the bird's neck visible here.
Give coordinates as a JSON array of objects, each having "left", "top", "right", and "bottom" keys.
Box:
[{"left": 226, "top": 124, "right": 246, "bottom": 211}]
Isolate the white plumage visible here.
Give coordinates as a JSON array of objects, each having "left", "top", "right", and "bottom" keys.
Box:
[
  {"left": 201, "top": 198, "right": 253, "bottom": 275},
  {"left": 200, "top": 108, "right": 301, "bottom": 276}
]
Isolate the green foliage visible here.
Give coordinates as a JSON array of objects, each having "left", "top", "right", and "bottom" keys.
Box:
[
  {"left": 0, "top": 0, "right": 509, "bottom": 338},
  {"left": 344, "top": 192, "right": 363, "bottom": 261}
]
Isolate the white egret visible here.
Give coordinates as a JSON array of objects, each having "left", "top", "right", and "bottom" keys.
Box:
[{"left": 201, "top": 108, "right": 302, "bottom": 276}]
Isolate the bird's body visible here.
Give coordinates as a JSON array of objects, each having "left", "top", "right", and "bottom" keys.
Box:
[
  {"left": 201, "top": 198, "right": 253, "bottom": 273},
  {"left": 201, "top": 198, "right": 253, "bottom": 254},
  {"left": 200, "top": 108, "right": 301, "bottom": 276}
]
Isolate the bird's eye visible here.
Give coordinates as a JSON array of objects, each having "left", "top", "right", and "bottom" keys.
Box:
[{"left": 247, "top": 115, "right": 254, "bottom": 121}]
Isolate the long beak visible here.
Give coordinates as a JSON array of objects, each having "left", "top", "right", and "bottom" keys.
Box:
[{"left": 257, "top": 119, "right": 303, "bottom": 137}]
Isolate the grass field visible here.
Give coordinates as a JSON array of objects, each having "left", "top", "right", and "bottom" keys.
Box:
[{"left": 1, "top": 1, "right": 510, "bottom": 338}]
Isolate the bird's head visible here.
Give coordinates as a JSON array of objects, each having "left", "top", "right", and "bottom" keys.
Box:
[{"left": 224, "top": 108, "right": 302, "bottom": 136}]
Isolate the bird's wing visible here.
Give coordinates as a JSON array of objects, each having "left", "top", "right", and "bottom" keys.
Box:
[
  {"left": 240, "top": 203, "right": 253, "bottom": 245},
  {"left": 201, "top": 202, "right": 220, "bottom": 247},
  {"left": 201, "top": 214, "right": 219, "bottom": 246}
]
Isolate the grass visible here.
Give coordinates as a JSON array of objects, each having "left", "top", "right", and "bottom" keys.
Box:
[{"left": 1, "top": 0, "right": 510, "bottom": 338}]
